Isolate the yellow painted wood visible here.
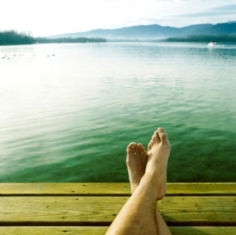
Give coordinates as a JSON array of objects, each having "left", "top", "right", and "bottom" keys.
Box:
[
  {"left": 0, "top": 226, "right": 236, "bottom": 235},
  {"left": 0, "top": 183, "right": 236, "bottom": 195},
  {"left": 0, "top": 196, "right": 235, "bottom": 223}
]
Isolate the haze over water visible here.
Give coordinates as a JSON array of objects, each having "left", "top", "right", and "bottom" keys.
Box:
[{"left": 0, "top": 42, "right": 236, "bottom": 182}]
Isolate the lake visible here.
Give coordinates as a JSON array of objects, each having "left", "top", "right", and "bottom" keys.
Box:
[{"left": 0, "top": 42, "right": 236, "bottom": 182}]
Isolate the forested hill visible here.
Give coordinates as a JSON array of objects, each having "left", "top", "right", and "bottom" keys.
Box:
[
  {"left": 0, "top": 31, "right": 106, "bottom": 45},
  {"left": 0, "top": 31, "right": 35, "bottom": 45}
]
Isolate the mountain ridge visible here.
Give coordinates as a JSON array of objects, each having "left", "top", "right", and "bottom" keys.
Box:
[{"left": 50, "top": 22, "right": 236, "bottom": 40}]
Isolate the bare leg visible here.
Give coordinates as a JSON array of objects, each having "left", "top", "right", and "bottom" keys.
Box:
[
  {"left": 148, "top": 128, "right": 172, "bottom": 235},
  {"left": 106, "top": 142, "right": 158, "bottom": 235},
  {"left": 155, "top": 210, "right": 172, "bottom": 235},
  {"left": 126, "top": 143, "right": 172, "bottom": 235},
  {"left": 128, "top": 132, "right": 172, "bottom": 235},
  {"left": 106, "top": 128, "right": 171, "bottom": 235}
]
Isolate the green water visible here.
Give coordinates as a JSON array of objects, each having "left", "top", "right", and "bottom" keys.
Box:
[{"left": 0, "top": 42, "right": 236, "bottom": 182}]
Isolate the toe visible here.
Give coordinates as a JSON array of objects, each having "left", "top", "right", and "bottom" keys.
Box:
[
  {"left": 159, "top": 132, "right": 168, "bottom": 143},
  {"left": 137, "top": 143, "right": 146, "bottom": 155},
  {"left": 155, "top": 131, "right": 161, "bottom": 143},
  {"left": 158, "top": 127, "right": 166, "bottom": 134},
  {"left": 148, "top": 142, "right": 152, "bottom": 151},
  {"left": 138, "top": 144, "right": 147, "bottom": 165},
  {"left": 152, "top": 134, "right": 156, "bottom": 143},
  {"left": 139, "top": 144, "right": 146, "bottom": 154},
  {"left": 158, "top": 128, "right": 169, "bottom": 144},
  {"left": 127, "top": 142, "right": 137, "bottom": 154},
  {"left": 137, "top": 143, "right": 142, "bottom": 149}
]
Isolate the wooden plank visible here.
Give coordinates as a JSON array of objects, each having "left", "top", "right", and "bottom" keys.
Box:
[
  {"left": 0, "top": 183, "right": 131, "bottom": 196},
  {"left": 0, "top": 196, "right": 126, "bottom": 223},
  {"left": 0, "top": 183, "right": 236, "bottom": 196},
  {"left": 167, "top": 183, "right": 236, "bottom": 195},
  {"left": 0, "top": 227, "right": 108, "bottom": 235},
  {"left": 0, "top": 226, "right": 236, "bottom": 235},
  {"left": 158, "top": 196, "right": 236, "bottom": 224},
  {"left": 169, "top": 227, "right": 236, "bottom": 235},
  {"left": 0, "top": 196, "right": 235, "bottom": 224}
]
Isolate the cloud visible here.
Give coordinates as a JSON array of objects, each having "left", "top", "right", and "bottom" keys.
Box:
[
  {"left": 212, "top": 4, "right": 236, "bottom": 11},
  {"left": 175, "top": 4, "right": 236, "bottom": 17}
]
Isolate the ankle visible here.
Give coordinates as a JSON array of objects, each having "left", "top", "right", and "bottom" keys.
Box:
[{"left": 141, "top": 171, "right": 167, "bottom": 200}]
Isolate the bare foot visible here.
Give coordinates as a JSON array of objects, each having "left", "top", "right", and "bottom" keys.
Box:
[
  {"left": 146, "top": 127, "right": 171, "bottom": 200},
  {"left": 126, "top": 143, "right": 148, "bottom": 193}
]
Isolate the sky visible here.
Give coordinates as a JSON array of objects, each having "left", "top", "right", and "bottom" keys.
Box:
[{"left": 0, "top": 0, "right": 236, "bottom": 37}]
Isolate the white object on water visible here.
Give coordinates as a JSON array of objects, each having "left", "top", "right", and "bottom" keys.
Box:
[{"left": 208, "top": 41, "right": 217, "bottom": 47}]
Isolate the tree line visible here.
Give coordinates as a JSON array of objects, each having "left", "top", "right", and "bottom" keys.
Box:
[
  {"left": 1, "top": 30, "right": 236, "bottom": 45},
  {"left": 0, "top": 31, "right": 35, "bottom": 45},
  {"left": 165, "top": 35, "right": 236, "bottom": 43},
  {"left": 0, "top": 31, "right": 106, "bottom": 45},
  {"left": 37, "top": 37, "right": 106, "bottom": 43}
]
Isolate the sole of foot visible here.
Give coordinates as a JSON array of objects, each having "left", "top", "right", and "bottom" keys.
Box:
[
  {"left": 146, "top": 127, "right": 171, "bottom": 200},
  {"left": 126, "top": 142, "right": 148, "bottom": 193}
]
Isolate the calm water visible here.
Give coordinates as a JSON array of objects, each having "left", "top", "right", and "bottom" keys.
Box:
[{"left": 0, "top": 42, "right": 236, "bottom": 182}]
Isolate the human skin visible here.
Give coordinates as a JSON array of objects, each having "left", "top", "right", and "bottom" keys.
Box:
[{"left": 106, "top": 128, "right": 172, "bottom": 235}]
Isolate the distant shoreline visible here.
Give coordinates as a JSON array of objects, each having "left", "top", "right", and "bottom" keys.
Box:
[
  {"left": 109, "top": 35, "right": 236, "bottom": 43},
  {"left": 164, "top": 35, "right": 236, "bottom": 43},
  {"left": 1, "top": 31, "right": 236, "bottom": 46},
  {"left": 0, "top": 31, "right": 106, "bottom": 46}
]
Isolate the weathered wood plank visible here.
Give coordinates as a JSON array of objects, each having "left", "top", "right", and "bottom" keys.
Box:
[
  {"left": 0, "top": 227, "right": 107, "bottom": 235},
  {"left": 158, "top": 196, "right": 236, "bottom": 224},
  {"left": 167, "top": 183, "right": 236, "bottom": 195},
  {"left": 0, "top": 226, "right": 236, "bottom": 235},
  {"left": 0, "top": 196, "right": 126, "bottom": 223},
  {"left": 0, "top": 183, "right": 130, "bottom": 195},
  {"left": 0, "top": 183, "right": 236, "bottom": 196},
  {"left": 0, "top": 196, "right": 235, "bottom": 224},
  {"left": 169, "top": 227, "right": 236, "bottom": 235}
]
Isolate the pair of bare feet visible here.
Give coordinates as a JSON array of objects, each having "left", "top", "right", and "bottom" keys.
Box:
[
  {"left": 106, "top": 127, "right": 171, "bottom": 235},
  {"left": 126, "top": 127, "right": 171, "bottom": 200}
]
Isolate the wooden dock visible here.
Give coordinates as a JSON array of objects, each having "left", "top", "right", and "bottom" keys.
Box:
[{"left": 0, "top": 183, "right": 236, "bottom": 234}]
